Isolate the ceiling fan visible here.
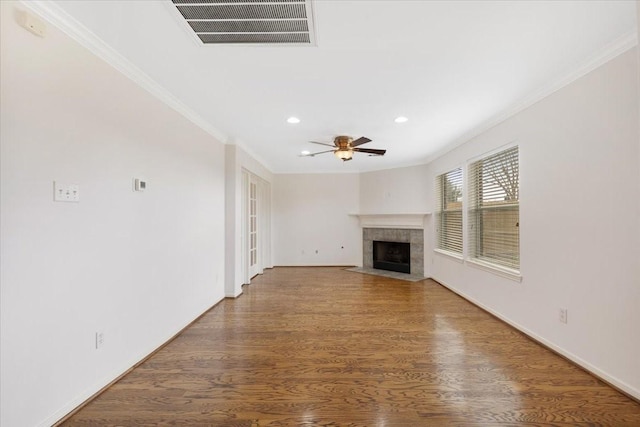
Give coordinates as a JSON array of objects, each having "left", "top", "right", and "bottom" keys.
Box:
[{"left": 301, "top": 136, "right": 386, "bottom": 162}]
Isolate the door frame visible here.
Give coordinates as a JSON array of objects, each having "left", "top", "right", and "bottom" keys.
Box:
[{"left": 241, "top": 169, "right": 270, "bottom": 284}]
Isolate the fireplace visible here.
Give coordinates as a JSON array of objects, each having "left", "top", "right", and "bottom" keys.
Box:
[
  {"left": 363, "top": 228, "right": 424, "bottom": 277},
  {"left": 373, "top": 241, "right": 410, "bottom": 274}
]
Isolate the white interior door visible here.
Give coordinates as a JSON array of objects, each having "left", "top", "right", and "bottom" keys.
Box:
[{"left": 248, "top": 176, "right": 260, "bottom": 278}]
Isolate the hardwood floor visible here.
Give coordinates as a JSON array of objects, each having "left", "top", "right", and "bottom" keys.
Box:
[{"left": 61, "top": 267, "right": 640, "bottom": 426}]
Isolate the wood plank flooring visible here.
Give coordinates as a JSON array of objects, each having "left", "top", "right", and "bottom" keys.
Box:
[{"left": 61, "top": 267, "right": 640, "bottom": 426}]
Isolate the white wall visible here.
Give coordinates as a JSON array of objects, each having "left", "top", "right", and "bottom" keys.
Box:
[
  {"left": 637, "top": 1, "right": 640, "bottom": 263},
  {"left": 361, "top": 48, "right": 640, "bottom": 399},
  {"left": 273, "top": 174, "right": 361, "bottom": 266},
  {"left": 0, "top": 3, "right": 227, "bottom": 426},
  {"left": 359, "top": 165, "right": 431, "bottom": 214}
]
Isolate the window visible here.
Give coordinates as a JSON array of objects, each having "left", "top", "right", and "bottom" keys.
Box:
[
  {"left": 468, "top": 146, "right": 520, "bottom": 272},
  {"left": 435, "top": 167, "right": 463, "bottom": 256}
]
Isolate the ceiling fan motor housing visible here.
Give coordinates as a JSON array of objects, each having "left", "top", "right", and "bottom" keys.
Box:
[{"left": 334, "top": 136, "right": 352, "bottom": 150}]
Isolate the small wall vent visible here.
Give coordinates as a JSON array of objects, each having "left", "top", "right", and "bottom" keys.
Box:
[{"left": 171, "top": 0, "right": 315, "bottom": 46}]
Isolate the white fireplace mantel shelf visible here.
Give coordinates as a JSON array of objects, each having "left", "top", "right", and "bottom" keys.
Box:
[{"left": 349, "top": 213, "right": 431, "bottom": 229}]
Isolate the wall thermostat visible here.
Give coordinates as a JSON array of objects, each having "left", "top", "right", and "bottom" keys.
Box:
[{"left": 134, "top": 178, "right": 147, "bottom": 192}]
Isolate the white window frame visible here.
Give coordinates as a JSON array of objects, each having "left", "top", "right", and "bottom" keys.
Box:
[
  {"left": 467, "top": 145, "right": 521, "bottom": 281},
  {"left": 434, "top": 167, "right": 463, "bottom": 260}
]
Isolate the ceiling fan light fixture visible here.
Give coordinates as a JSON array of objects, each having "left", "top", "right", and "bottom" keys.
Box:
[
  {"left": 335, "top": 149, "right": 353, "bottom": 160},
  {"left": 287, "top": 116, "right": 301, "bottom": 124},
  {"left": 304, "top": 135, "right": 383, "bottom": 162},
  {"left": 394, "top": 116, "right": 409, "bottom": 123}
]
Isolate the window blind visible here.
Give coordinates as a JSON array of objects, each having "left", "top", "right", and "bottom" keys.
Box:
[
  {"left": 435, "top": 167, "right": 463, "bottom": 255},
  {"left": 468, "top": 146, "right": 519, "bottom": 271}
]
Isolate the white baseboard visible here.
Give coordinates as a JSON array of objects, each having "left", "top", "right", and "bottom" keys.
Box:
[
  {"left": 433, "top": 277, "right": 640, "bottom": 402},
  {"left": 42, "top": 297, "right": 224, "bottom": 426}
]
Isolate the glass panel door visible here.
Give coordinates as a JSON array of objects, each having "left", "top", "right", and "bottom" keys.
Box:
[{"left": 249, "top": 179, "right": 259, "bottom": 277}]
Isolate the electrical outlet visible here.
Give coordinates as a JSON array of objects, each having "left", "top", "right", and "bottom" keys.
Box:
[
  {"left": 559, "top": 308, "right": 568, "bottom": 324},
  {"left": 95, "top": 332, "right": 104, "bottom": 349}
]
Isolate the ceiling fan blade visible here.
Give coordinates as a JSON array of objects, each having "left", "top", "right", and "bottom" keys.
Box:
[
  {"left": 299, "top": 149, "right": 335, "bottom": 157},
  {"left": 354, "top": 147, "right": 386, "bottom": 155},
  {"left": 309, "top": 141, "right": 336, "bottom": 148},
  {"left": 351, "top": 137, "right": 372, "bottom": 147}
]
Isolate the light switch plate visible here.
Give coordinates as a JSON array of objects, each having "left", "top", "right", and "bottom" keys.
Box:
[{"left": 54, "top": 182, "right": 79, "bottom": 202}]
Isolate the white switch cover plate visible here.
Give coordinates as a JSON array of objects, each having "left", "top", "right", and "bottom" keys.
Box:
[{"left": 54, "top": 182, "right": 80, "bottom": 202}]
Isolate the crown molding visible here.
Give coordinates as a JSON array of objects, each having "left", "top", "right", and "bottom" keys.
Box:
[
  {"left": 20, "top": 0, "right": 229, "bottom": 145},
  {"left": 17, "top": 1, "right": 638, "bottom": 174},
  {"left": 426, "top": 30, "right": 638, "bottom": 164}
]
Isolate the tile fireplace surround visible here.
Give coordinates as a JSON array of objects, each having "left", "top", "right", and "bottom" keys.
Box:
[{"left": 363, "top": 228, "right": 424, "bottom": 277}]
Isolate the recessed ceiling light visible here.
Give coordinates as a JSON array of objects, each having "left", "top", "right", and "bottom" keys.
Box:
[
  {"left": 287, "top": 116, "right": 300, "bottom": 124},
  {"left": 301, "top": 150, "right": 310, "bottom": 155},
  {"left": 394, "top": 116, "right": 409, "bottom": 123}
]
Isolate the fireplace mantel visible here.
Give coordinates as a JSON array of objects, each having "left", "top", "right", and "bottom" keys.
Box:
[{"left": 350, "top": 213, "right": 431, "bottom": 229}]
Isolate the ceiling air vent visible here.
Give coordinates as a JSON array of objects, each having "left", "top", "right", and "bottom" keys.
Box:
[{"left": 171, "top": 0, "right": 316, "bottom": 46}]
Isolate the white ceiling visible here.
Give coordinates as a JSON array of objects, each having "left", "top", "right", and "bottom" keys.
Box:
[{"left": 45, "top": 0, "right": 636, "bottom": 173}]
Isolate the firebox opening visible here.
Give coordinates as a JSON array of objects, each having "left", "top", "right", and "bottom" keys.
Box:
[{"left": 373, "top": 240, "right": 410, "bottom": 274}]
